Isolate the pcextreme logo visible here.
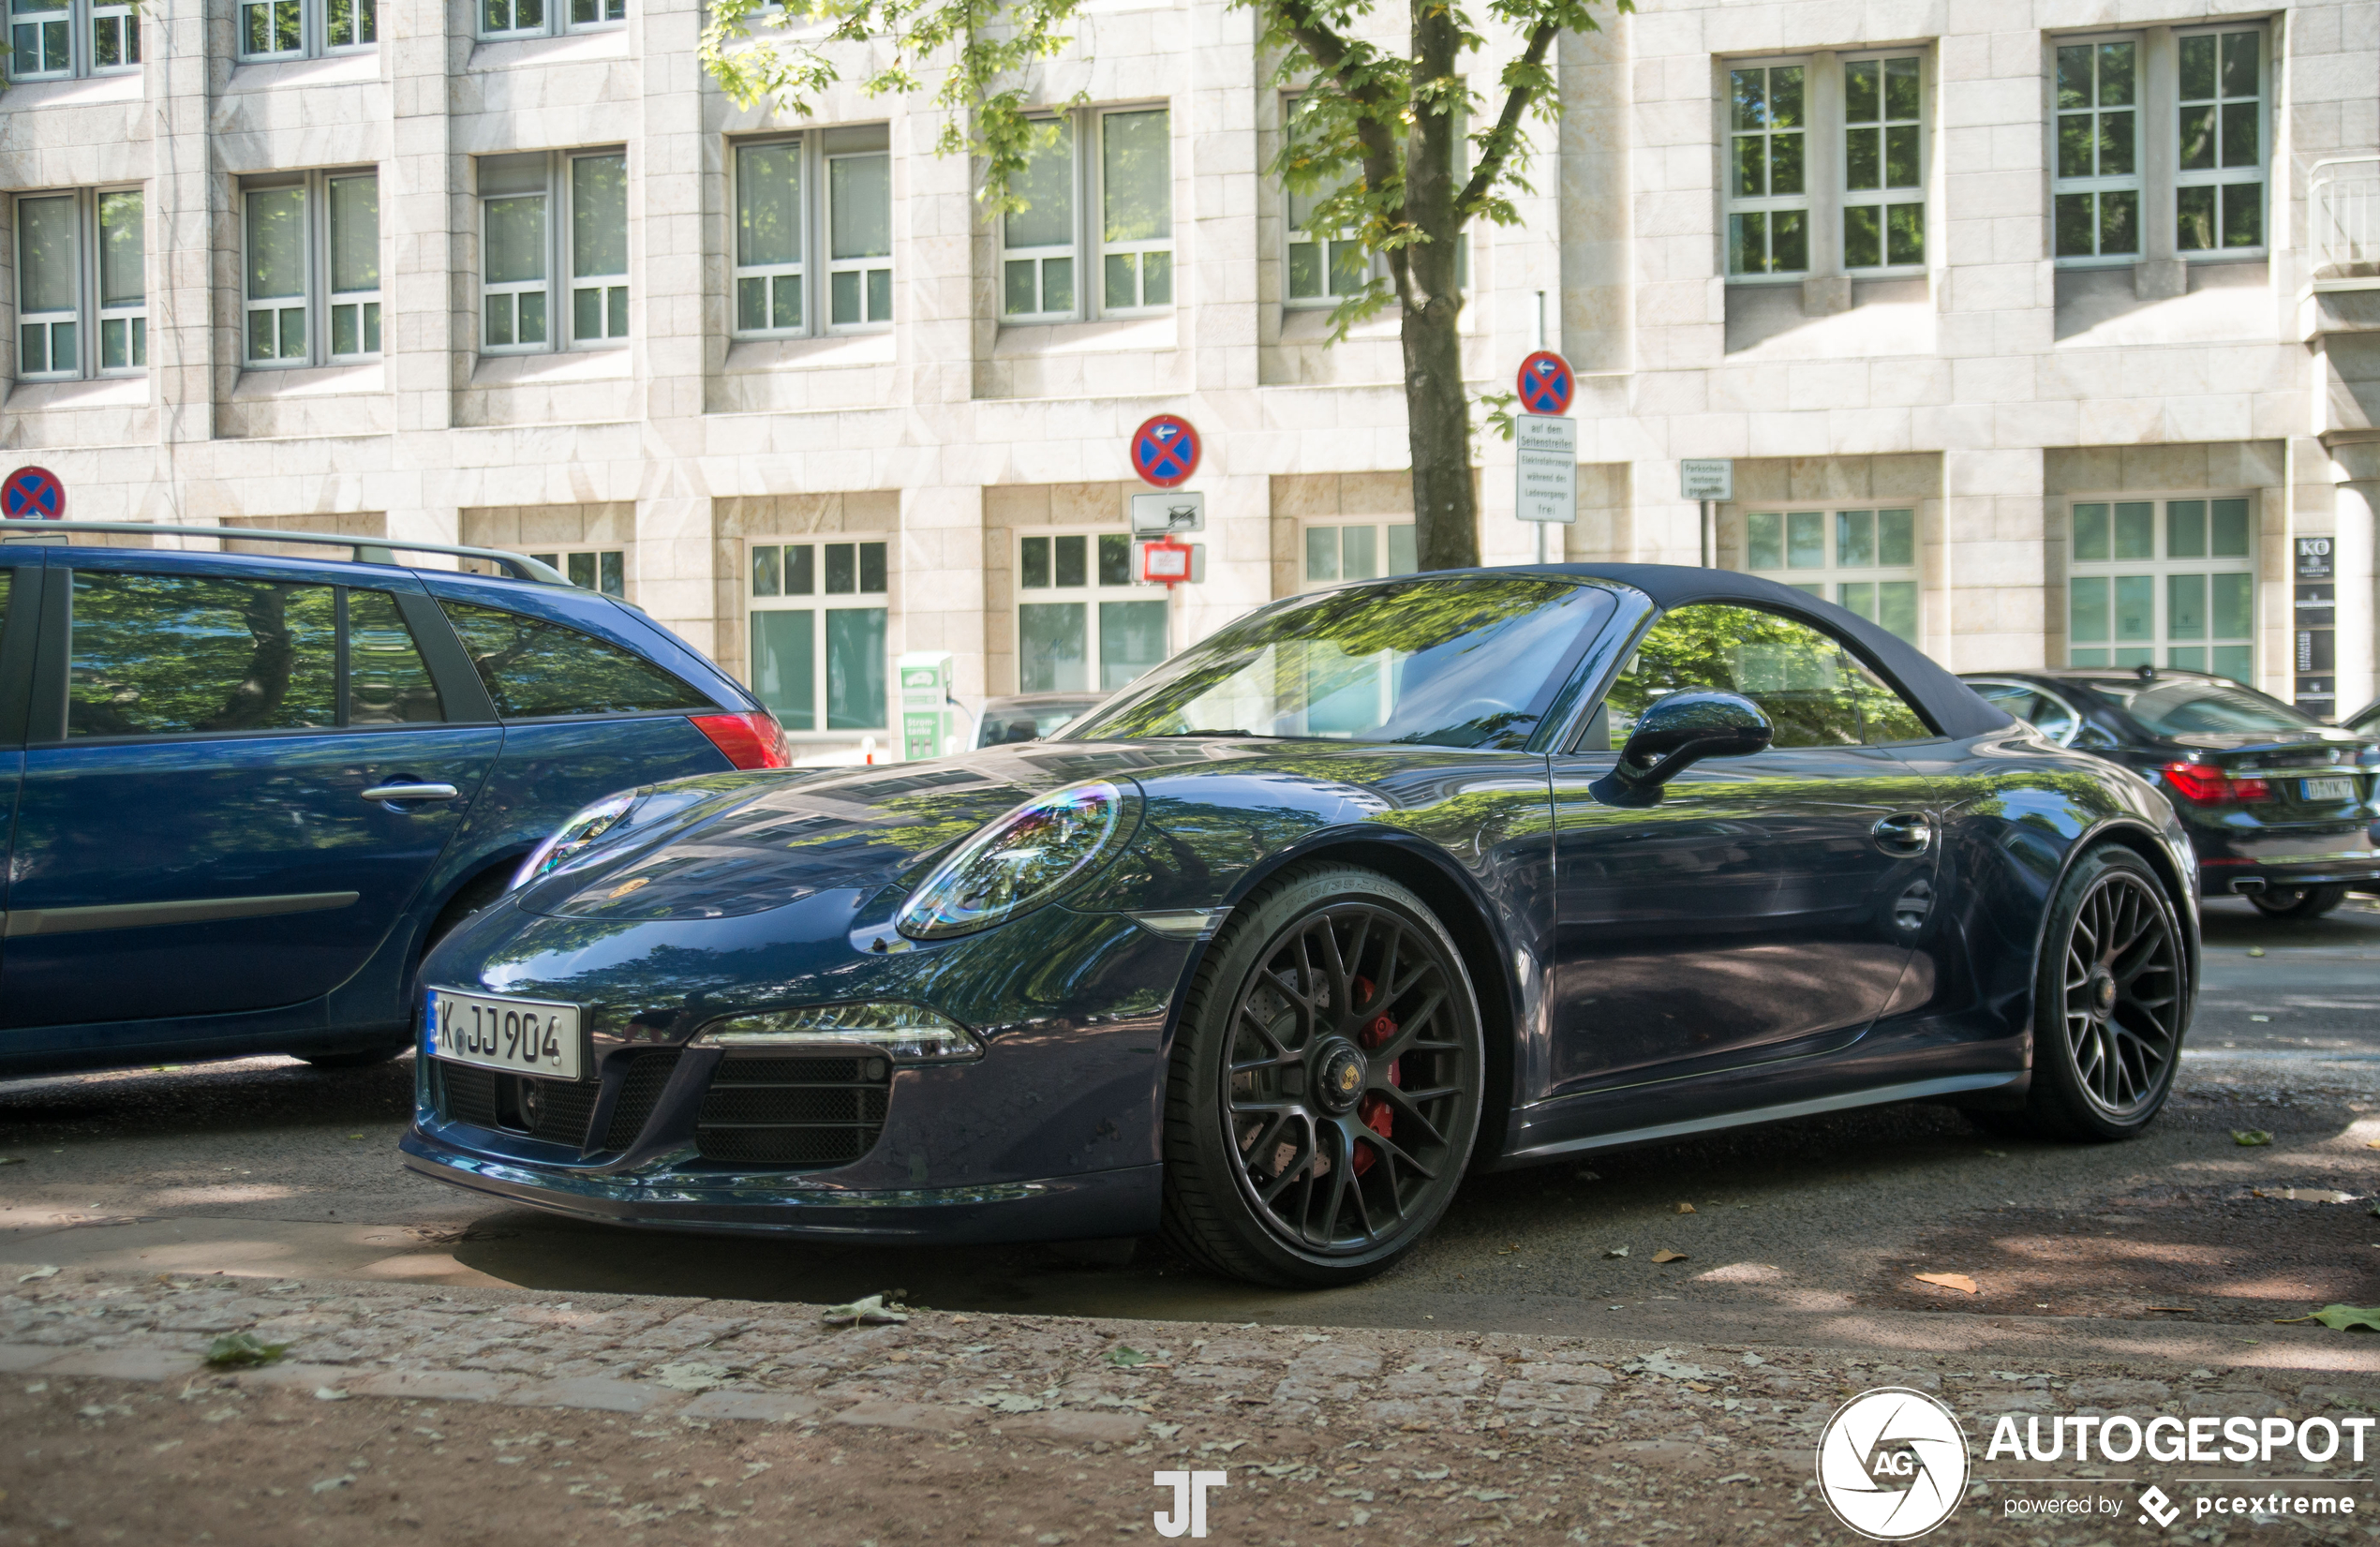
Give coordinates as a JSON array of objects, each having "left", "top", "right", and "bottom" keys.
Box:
[
  {"left": 1816, "top": 1388, "right": 1971, "bottom": 1540},
  {"left": 1153, "top": 1470, "right": 1227, "bottom": 1538}
]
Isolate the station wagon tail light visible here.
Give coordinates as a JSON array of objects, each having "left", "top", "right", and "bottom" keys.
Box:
[
  {"left": 690, "top": 1002, "right": 981, "bottom": 1063},
  {"left": 691, "top": 709, "right": 792, "bottom": 770},
  {"left": 2163, "top": 761, "right": 2271, "bottom": 805},
  {"left": 896, "top": 780, "right": 1141, "bottom": 941}
]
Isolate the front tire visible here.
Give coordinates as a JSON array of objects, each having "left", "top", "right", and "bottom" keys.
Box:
[
  {"left": 2248, "top": 884, "right": 2348, "bottom": 921},
  {"left": 1160, "top": 864, "right": 1485, "bottom": 1287},
  {"left": 2017, "top": 846, "right": 2189, "bottom": 1141}
]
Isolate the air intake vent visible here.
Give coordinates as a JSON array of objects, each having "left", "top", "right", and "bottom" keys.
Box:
[{"left": 695, "top": 1055, "right": 890, "bottom": 1168}]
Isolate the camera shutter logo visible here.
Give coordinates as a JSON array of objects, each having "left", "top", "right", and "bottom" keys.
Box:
[{"left": 1816, "top": 1387, "right": 1971, "bottom": 1540}]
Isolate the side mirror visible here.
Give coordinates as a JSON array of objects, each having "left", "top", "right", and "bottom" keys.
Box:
[{"left": 1590, "top": 691, "right": 1773, "bottom": 807}]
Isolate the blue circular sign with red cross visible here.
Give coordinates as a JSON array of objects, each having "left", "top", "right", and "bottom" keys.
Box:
[
  {"left": 1517, "top": 350, "right": 1574, "bottom": 417},
  {"left": 2, "top": 466, "right": 65, "bottom": 521},
  {"left": 1130, "top": 414, "right": 1201, "bottom": 489}
]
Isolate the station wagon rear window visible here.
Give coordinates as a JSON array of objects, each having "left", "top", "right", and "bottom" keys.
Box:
[
  {"left": 67, "top": 571, "right": 337, "bottom": 736},
  {"left": 440, "top": 600, "right": 710, "bottom": 719}
]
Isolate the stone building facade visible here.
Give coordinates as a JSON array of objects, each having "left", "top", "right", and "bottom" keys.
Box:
[{"left": 4, "top": 0, "right": 2376, "bottom": 757}]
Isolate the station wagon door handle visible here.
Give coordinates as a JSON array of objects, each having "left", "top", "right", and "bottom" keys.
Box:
[
  {"left": 362, "top": 782, "right": 461, "bottom": 804},
  {"left": 1872, "top": 812, "right": 1933, "bottom": 856}
]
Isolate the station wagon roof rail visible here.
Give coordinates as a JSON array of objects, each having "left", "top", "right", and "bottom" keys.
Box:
[{"left": 0, "top": 522, "right": 570, "bottom": 585}]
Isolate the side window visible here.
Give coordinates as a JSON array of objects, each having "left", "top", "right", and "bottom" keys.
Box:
[
  {"left": 1604, "top": 602, "right": 1933, "bottom": 749},
  {"left": 67, "top": 571, "right": 336, "bottom": 736},
  {"left": 347, "top": 588, "right": 444, "bottom": 723},
  {"left": 440, "top": 600, "right": 709, "bottom": 719}
]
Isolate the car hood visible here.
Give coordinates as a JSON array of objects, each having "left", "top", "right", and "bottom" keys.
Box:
[{"left": 514, "top": 739, "right": 1292, "bottom": 923}]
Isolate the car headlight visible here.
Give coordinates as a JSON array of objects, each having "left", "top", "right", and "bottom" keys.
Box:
[
  {"left": 895, "top": 779, "right": 1140, "bottom": 940},
  {"left": 511, "top": 792, "right": 638, "bottom": 892},
  {"left": 690, "top": 1001, "right": 980, "bottom": 1064}
]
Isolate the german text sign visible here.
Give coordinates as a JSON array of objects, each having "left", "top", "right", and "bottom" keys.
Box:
[{"left": 1515, "top": 415, "right": 1578, "bottom": 524}]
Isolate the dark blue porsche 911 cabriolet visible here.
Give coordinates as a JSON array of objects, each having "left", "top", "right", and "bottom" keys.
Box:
[{"left": 403, "top": 564, "right": 2197, "bottom": 1287}]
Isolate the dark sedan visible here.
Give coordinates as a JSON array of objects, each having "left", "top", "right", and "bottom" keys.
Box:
[
  {"left": 1963, "top": 667, "right": 2380, "bottom": 920},
  {"left": 974, "top": 692, "right": 1100, "bottom": 748},
  {"left": 407, "top": 565, "right": 2196, "bottom": 1287}
]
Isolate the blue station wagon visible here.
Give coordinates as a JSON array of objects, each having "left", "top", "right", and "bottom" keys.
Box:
[{"left": 0, "top": 522, "right": 789, "bottom": 1077}]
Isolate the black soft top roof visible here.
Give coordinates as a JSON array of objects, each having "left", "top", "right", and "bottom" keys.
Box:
[{"left": 1516, "top": 562, "right": 2016, "bottom": 741}]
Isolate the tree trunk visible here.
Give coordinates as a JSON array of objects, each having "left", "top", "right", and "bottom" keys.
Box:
[{"left": 1402, "top": 2, "right": 1478, "bottom": 573}]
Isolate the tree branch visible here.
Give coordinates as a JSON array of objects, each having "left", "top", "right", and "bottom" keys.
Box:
[{"left": 1455, "top": 17, "right": 1559, "bottom": 218}]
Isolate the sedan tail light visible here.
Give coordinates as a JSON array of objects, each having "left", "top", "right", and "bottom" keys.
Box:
[
  {"left": 2163, "top": 761, "right": 2271, "bottom": 805},
  {"left": 691, "top": 710, "right": 792, "bottom": 770}
]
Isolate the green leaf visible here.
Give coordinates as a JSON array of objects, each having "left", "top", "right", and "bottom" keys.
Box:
[
  {"left": 205, "top": 1331, "right": 289, "bottom": 1368},
  {"left": 2275, "top": 1305, "right": 2380, "bottom": 1331},
  {"left": 1106, "top": 1345, "right": 1151, "bottom": 1367},
  {"left": 2230, "top": 1129, "right": 2272, "bottom": 1146}
]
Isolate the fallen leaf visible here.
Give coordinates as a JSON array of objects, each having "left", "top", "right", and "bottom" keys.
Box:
[
  {"left": 2232, "top": 1130, "right": 2273, "bottom": 1147},
  {"left": 309, "top": 1474, "right": 355, "bottom": 1495},
  {"left": 344, "top": 1133, "right": 364, "bottom": 1140},
  {"left": 2246, "top": 947, "right": 2266, "bottom": 957},
  {"left": 975, "top": 1391, "right": 1043, "bottom": 1413},
  {"left": 1604, "top": 1245, "right": 1630, "bottom": 1258},
  {"left": 1913, "top": 1272, "right": 1979, "bottom": 1295},
  {"left": 1105, "top": 1346, "right": 1151, "bottom": 1368},
  {"left": 313, "top": 1388, "right": 348, "bottom": 1401},
  {"left": 2146, "top": 1306, "right": 2196, "bottom": 1314},
  {"left": 2254, "top": 1187, "right": 2358, "bottom": 1203},
  {"left": 1674, "top": 1202, "right": 1697, "bottom": 1214},
  {"left": 2275, "top": 1305, "right": 2380, "bottom": 1332},
  {"left": 205, "top": 1332, "right": 287, "bottom": 1369},
  {"left": 16, "top": 1266, "right": 58, "bottom": 1283},
  {"left": 821, "top": 1293, "right": 909, "bottom": 1327},
  {"left": 0, "top": 1157, "right": 22, "bottom": 1166},
  {"left": 1651, "top": 1249, "right": 1689, "bottom": 1264},
  {"left": 650, "top": 1362, "right": 732, "bottom": 1392},
  {"left": 2367, "top": 1140, "right": 2380, "bottom": 1151}
]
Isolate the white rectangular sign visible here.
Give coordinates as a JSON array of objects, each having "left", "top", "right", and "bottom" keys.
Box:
[
  {"left": 1130, "top": 490, "right": 1205, "bottom": 536},
  {"left": 1514, "top": 415, "right": 1579, "bottom": 525},
  {"left": 1679, "top": 458, "right": 1734, "bottom": 502}
]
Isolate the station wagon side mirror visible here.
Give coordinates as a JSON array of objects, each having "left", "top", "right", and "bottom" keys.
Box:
[{"left": 1590, "top": 691, "right": 1774, "bottom": 807}]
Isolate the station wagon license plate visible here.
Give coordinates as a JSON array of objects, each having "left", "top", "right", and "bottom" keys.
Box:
[
  {"left": 2302, "top": 777, "right": 2356, "bottom": 803},
  {"left": 426, "top": 989, "right": 583, "bottom": 1080}
]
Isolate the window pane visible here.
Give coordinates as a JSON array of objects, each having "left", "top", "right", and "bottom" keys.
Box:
[
  {"left": 1053, "top": 534, "right": 1087, "bottom": 588},
  {"left": 2211, "top": 573, "right": 2253, "bottom": 639},
  {"left": 1305, "top": 526, "right": 1339, "bottom": 582},
  {"left": 830, "top": 269, "right": 860, "bottom": 324},
  {"left": 1885, "top": 203, "right": 1924, "bottom": 265},
  {"left": 440, "top": 602, "right": 709, "bottom": 718},
  {"left": 67, "top": 573, "right": 336, "bottom": 737},
  {"left": 2219, "top": 31, "right": 2257, "bottom": 97},
  {"left": 1769, "top": 67, "right": 1803, "bottom": 128},
  {"left": 2167, "top": 573, "right": 2207, "bottom": 639},
  {"left": 1340, "top": 524, "right": 1377, "bottom": 580},
  {"left": 2166, "top": 500, "right": 2206, "bottom": 558},
  {"left": 1883, "top": 56, "right": 1919, "bottom": 119},
  {"left": 2070, "top": 577, "right": 2109, "bottom": 642},
  {"left": 1837, "top": 581, "right": 1875, "bottom": 620},
  {"left": 2176, "top": 186, "right": 2215, "bottom": 251},
  {"left": 2098, "top": 41, "right": 2134, "bottom": 106},
  {"left": 1731, "top": 69, "right": 1766, "bottom": 131},
  {"left": 1844, "top": 59, "right": 1878, "bottom": 122},
  {"left": 1769, "top": 131, "right": 1803, "bottom": 197},
  {"left": 1876, "top": 581, "right": 1919, "bottom": 643},
  {"left": 485, "top": 195, "right": 546, "bottom": 284},
  {"left": 1104, "top": 252, "right": 1136, "bottom": 310},
  {"left": 2114, "top": 574, "right": 2154, "bottom": 641},
  {"left": 2057, "top": 114, "right": 2093, "bottom": 180},
  {"left": 1837, "top": 510, "right": 1874, "bottom": 568},
  {"left": 566, "top": 552, "right": 596, "bottom": 589},
  {"left": 2113, "top": 501, "right": 2154, "bottom": 560},
  {"left": 1771, "top": 211, "right": 1807, "bottom": 272},
  {"left": 2179, "top": 106, "right": 2215, "bottom": 171},
  {"left": 736, "top": 141, "right": 801, "bottom": 268},
  {"left": 2054, "top": 193, "right": 2095, "bottom": 258},
  {"left": 1102, "top": 109, "right": 1170, "bottom": 242},
  {"left": 858, "top": 542, "right": 886, "bottom": 595},
  {"left": 1728, "top": 212, "right": 1764, "bottom": 275},
  {"left": 2221, "top": 101, "right": 2257, "bottom": 170},
  {"left": 1098, "top": 600, "right": 1167, "bottom": 691},
  {"left": 2097, "top": 111, "right": 2134, "bottom": 177},
  {"left": 573, "top": 155, "right": 627, "bottom": 278},
  {"left": 1142, "top": 249, "right": 1172, "bottom": 306},
  {"left": 573, "top": 287, "right": 602, "bottom": 342},
  {"left": 1097, "top": 532, "right": 1132, "bottom": 587},
  {"left": 1884, "top": 124, "right": 1919, "bottom": 187},
  {"left": 1785, "top": 511, "right": 1823, "bottom": 568},
  {"left": 738, "top": 276, "right": 768, "bottom": 331},
  {"left": 101, "top": 317, "right": 127, "bottom": 370},
  {"left": 518, "top": 290, "right": 545, "bottom": 343},
  {"left": 750, "top": 609, "right": 814, "bottom": 730},
  {"left": 1846, "top": 127, "right": 1879, "bottom": 191},
  {"left": 17, "top": 194, "right": 77, "bottom": 315},
  {"left": 787, "top": 544, "right": 814, "bottom": 594},
  {"left": 2179, "top": 35, "right": 2216, "bottom": 99},
  {"left": 2167, "top": 646, "right": 2206, "bottom": 672},
  {"left": 2055, "top": 46, "right": 2091, "bottom": 111},
  {"left": 1019, "top": 602, "right": 1089, "bottom": 692},
  {"left": 245, "top": 186, "right": 305, "bottom": 301},
  {"left": 825, "top": 608, "right": 887, "bottom": 729},
  {"left": 751, "top": 544, "right": 781, "bottom": 598},
  {"left": 2210, "top": 644, "right": 2251, "bottom": 684},
  {"left": 2210, "top": 498, "right": 2250, "bottom": 557},
  {"left": 1005, "top": 120, "right": 1073, "bottom": 251},
  {"left": 824, "top": 543, "right": 855, "bottom": 594},
  {"left": 329, "top": 175, "right": 379, "bottom": 294},
  {"left": 771, "top": 275, "right": 799, "bottom": 330},
  {"left": 278, "top": 305, "right": 305, "bottom": 359},
  {"left": 1733, "top": 135, "right": 1766, "bottom": 200},
  {"left": 1746, "top": 512, "right": 1782, "bottom": 570},
  {"left": 97, "top": 190, "right": 142, "bottom": 307},
  {"left": 348, "top": 588, "right": 445, "bottom": 724},
  {"left": 865, "top": 265, "right": 891, "bottom": 321},
  {"left": 2100, "top": 190, "right": 2137, "bottom": 255},
  {"left": 2222, "top": 184, "right": 2262, "bottom": 248},
  {"left": 1877, "top": 509, "right": 1913, "bottom": 568},
  {"left": 830, "top": 154, "right": 890, "bottom": 260},
  {"left": 1020, "top": 535, "right": 1050, "bottom": 589}
]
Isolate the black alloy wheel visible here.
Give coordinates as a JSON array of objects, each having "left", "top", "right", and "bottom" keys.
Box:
[
  {"left": 2247, "top": 884, "right": 2349, "bottom": 922},
  {"left": 1161, "top": 864, "right": 1483, "bottom": 1287},
  {"left": 2018, "top": 846, "right": 2189, "bottom": 1140}
]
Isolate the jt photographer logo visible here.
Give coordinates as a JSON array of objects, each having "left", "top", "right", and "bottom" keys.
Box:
[{"left": 1153, "top": 1471, "right": 1227, "bottom": 1539}]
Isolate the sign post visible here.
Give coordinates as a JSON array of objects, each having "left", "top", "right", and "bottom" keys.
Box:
[
  {"left": 1127, "top": 415, "right": 1200, "bottom": 663},
  {"left": 2, "top": 466, "right": 66, "bottom": 521},
  {"left": 1513, "top": 352, "right": 1577, "bottom": 562},
  {"left": 1679, "top": 459, "right": 1734, "bottom": 569}
]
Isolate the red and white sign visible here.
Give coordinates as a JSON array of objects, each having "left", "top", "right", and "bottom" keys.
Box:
[
  {"left": 1139, "top": 537, "right": 1193, "bottom": 586},
  {"left": 1516, "top": 350, "right": 1574, "bottom": 417},
  {"left": 1130, "top": 414, "right": 1201, "bottom": 489}
]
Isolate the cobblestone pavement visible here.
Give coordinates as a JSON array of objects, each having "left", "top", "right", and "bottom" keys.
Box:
[{"left": 2, "top": 1264, "right": 2376, "bottom": 1545}]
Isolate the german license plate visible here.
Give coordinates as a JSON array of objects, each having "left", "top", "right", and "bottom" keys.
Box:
[
  {"left": 2303, "top": 777, "right": 2355, "bottom": 802},
  {"left": 426, "top": 989, "right": 583, "bottom": 1079}
]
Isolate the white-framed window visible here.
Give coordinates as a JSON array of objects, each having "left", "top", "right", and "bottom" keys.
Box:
[
  {"left": 1725, "top": 61, "right": 1808, "bottom": 277},
  {"left": 478, "top": 0, "right": 621, "bottom": 39},
  {"left": 528, "top": 547, "right": 625, "bottom": 598},
  {"left": 9, "top": 0, "right": 139, "bottom": 81},
  {"left": 1282, "top": 95, "right": 1375, "bottom": 308},
  {"left": 1016, "top": 531, "right": 1167, "bottom": 692},
  {"left": 748, "top": 539, "right": 889, "bottom": 734},
  {"left": 1727, "top": 52, "right": 1928, "bottom": 279},
  {"left": 242, "top": 170, "right": 381, "bottom": 368},
  {"left": 2052, "top": 24, "right": 2267, "bottom": 266},
  {"left": 1000, "top": 106, "right": 1173, "bottom": 323},
  {"left": 1300, "top": 520, "right": 1416, "bottom": 589},
  {"left": 2066, "top": 497, "right": 2255, "bottom": 682},
  {"left": 477, "top": 149, "right": 628, "bottom": 355},
  {"left": 729, "top": 126, "right": 892, "bottom": 339},
  {"left": 1742, "top": 508, "right": 1920, "bottom": 644},
  {"left": 14, "top": 186, "right": 144, "bottom": 381},
  {"left": 237, "top": 0, "right": 373, "bottom": 61}
]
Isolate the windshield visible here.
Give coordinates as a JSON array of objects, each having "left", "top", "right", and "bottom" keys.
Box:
[
  {"left": 2100, "top": 679, "right": 2315, "bottom": 736},
  {"left": 1065, "top": 576, "right": 1615, "bottom": 750}
]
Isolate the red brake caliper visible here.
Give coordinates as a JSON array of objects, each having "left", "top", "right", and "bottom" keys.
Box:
[{"left": 1350, "top": 976, "right": 1399, "bottom": 1177}]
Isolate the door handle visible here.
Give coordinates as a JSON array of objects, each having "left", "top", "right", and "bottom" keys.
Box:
[
  {"left": 1872, "top": 812, "right": 1933, "bottom": 856},
  {"left": 362, "top": 782, "right": 460, "bottom": 803}
]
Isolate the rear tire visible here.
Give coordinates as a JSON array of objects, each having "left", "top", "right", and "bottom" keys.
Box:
[
  {"left": 2016, "top": 846, "right": 2189, "bottom": 1141},
  {"left": 1160, "top": 863, "right": 1484, "bottom": 1288},
  {"left": 2248, "top": 884, "right": 2348, "bottom": 921}
]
